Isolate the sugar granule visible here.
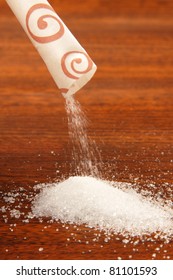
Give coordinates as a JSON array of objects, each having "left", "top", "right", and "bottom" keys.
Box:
[
  {"left": 38, "top": 247, "right": 44, "bottom": 252},
  {"left": 32, "top": 176, "right": 173, "bottom": 238}
]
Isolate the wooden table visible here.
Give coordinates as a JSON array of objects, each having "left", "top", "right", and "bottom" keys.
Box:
[{"left": 0, "top": 0, "right": 173, "bottom": 260}]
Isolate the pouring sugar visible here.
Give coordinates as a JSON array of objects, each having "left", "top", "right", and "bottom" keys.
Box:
[{"left": 32, "top": 176, "right": 173, "bottom": 238}]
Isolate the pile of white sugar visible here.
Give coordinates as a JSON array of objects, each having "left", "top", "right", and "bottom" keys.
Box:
[{"left": 32, "top": 176, "right": 173, "bottom": 238}]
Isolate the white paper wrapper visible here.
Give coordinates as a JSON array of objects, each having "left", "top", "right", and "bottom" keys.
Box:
[{"left": 6, "top": 0, "right": 97, "bottom": 97}]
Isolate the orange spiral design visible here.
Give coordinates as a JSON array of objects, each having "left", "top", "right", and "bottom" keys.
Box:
[
  {"left": 61, "top": 51, "right": 93, "bottom": 79},
  {"left": 26, "top": 4, "right": 64, "bottom": 43}
]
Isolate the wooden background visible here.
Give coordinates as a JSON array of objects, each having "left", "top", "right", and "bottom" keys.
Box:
[{"left": 0, "top": 0, "right": 173, "bottom": 260}]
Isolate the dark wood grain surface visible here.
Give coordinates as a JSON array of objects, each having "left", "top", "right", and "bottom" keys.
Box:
[{"left": 0, "top": 0, "right": 173, "bottom": 260}]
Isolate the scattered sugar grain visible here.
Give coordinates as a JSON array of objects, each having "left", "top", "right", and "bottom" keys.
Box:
[
  {"left": 155, "top": 247, "right": 160, "bottom": 251},
  {"left": 10, "top": 209, "right": 21, "bottom": 219},
  {"left": 1, "top": 206, "right": 6, "bottom": 213},
  {"left": 38, "top": 248, "right": 44, "bottom": 252},
  {"left": 122, "top": 239, "right": 129, "bottom": 244}
]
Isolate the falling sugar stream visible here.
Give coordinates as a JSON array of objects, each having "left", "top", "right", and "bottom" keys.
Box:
[{"left": 65, "top": 96, "right": 101, "bottom": 177}]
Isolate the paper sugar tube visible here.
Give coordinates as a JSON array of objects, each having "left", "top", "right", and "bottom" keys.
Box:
[{"left": 6, "top": 0, "right": 97, "bottom": 97}]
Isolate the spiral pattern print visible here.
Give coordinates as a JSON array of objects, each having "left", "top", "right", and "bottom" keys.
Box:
[
  {"left": 61, "top": 51, "right": 93, "bottom": 80},
  {"left": 26, "top": 4, "right": 64, "bottom": 43}
]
